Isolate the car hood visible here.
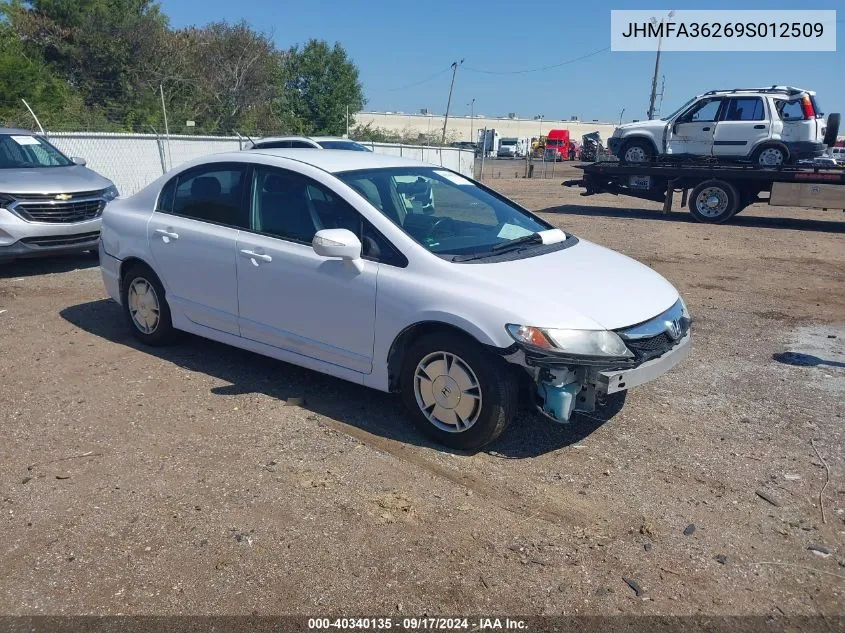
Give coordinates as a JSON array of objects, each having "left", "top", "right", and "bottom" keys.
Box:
[
  {"left": 615, "top": 119, "right": 667, "bottom": 135},
  {"left": 0, "top": 165, "right": 113, "bottom": 195},
  {"left": 459, "top": 238, "right": 679, "bottom": 331}
]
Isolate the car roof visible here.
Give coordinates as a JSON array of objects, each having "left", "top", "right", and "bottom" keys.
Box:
[
  {"left": 310, "top": 136, "right": 364, "bottom": 143},
  {"left": 251, "top": 135, "right": 317, "bottom": 145},
  {"left": 222, "top": 148, "right": 440, "bottom": 173},
  {"left": 0, "top": 128, "right": 38, "bottom": 135}
]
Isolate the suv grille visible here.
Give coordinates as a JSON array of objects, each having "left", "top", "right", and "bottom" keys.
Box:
[
  {"left": 21, "top": 232, "right": 100, "bottom": 248},
  {"left": 7, "top": 191, "right": 107, "bottom": 224}
]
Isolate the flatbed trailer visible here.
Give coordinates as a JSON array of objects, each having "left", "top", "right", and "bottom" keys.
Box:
[{"left": 564, "top": 161, "right": 845, "bottom": 223}]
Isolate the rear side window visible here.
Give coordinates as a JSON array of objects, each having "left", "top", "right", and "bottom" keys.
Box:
[
  {"left": 157, "top": 164, "right": 249, "bottom": 228},
  {"left": 723, "top": 98, "right": 765, "bottom": 121},
  {"left": 777, "top": 100, "right": 804, "bottom": 121}
]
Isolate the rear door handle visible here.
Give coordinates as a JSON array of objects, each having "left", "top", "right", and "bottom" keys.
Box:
[
  {"left": 702, "top": 127, "right": 711, "bottom": 131},
  {"left": 753, "top": 124, "right": 766, "bottom": 129},
  {"left": 240, "top": 249, "right": 272, "bottom": 263},
  {"left": 154, "top": 228, "right": 179, "bottom": 241}
]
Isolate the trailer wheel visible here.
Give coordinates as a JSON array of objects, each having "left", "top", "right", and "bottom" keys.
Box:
[
  {"left": 688, "top": 179, "right": 740, "bottom": 223},
  {"left": 823, "top": 113, "right": 840, "bottom": 147},
  {"left": 619, "top": 139, "right": 654, "bottom": 164}
]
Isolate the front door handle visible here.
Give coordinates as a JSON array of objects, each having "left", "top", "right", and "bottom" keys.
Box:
[
  {"left": 240, "top": 249, "right": 272, "bottom": 263},
  {"left": 702, "top": 126, "right": 711, "bottom": 131},
  {"left": 753, "top": 124, "right": 766, "bottom": 129},
  {"left": 154, "top": 228, "right": 179, "bottom": 241}
]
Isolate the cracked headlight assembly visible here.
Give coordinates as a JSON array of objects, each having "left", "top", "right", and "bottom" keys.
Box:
[{"left": 506, "top": 324, "right": 633, "bottom": 359}]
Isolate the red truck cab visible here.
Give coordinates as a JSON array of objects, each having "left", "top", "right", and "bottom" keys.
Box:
[{"left": 544, "top": 129, "right": 571, "bottom": 161}]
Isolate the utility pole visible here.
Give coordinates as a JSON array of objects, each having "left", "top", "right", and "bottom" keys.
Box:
[
  {"left": 647, "top": 10, "right": 674, "bottom": 120},
  {"left": 468, "top": 98, "right": 475, "bottom": 143},
  {"left": 346, "top": 105, "right": 350, "bottom": 137},
  {"left": 441, "top": 59, "right": 464, "bottom": 146},
  {"left": 159, "top": 84, "right": 172, "bottom": 170}
]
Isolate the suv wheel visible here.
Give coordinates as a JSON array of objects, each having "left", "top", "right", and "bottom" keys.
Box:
[
  {"left": 752, "top": 144, "right": 787, "bottom": 168},
  {"left": 400, "top": 332, "right": 517, "bottom": 451},
  {"left": 121, "top": 263, "right": 176, "bottom": 345},
  {"left": 688, "top": 179, "right": 740, "bottom": 223},
  {"left": 619, "top": 139, "right": 654, "bottom": 164},
  {"left": 823, "top": 113, "right": 841, "bottom": 147}
]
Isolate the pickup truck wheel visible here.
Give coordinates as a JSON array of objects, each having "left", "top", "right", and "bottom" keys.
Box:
[
  {"left": 688, "top": 180, "right": 740, "bottom": 223},
  {"left": 823, "top": 113, "right": 840, "bottom": 147},
  {"left": 619, "top": 139, "right": 654, "bottom": 164},
  {"left": 121, "top": 263, "right": 176, "bottom": 345},
  {"left": 752, "top": 144, "right": 787, "bottom": 168},
  {"left": 401, "top": 332, "right": 517, "bottom": 451}
]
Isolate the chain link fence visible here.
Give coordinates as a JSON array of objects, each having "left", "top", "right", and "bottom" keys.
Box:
[{"left": 45, "top": 133, "right": 474, "bottom": 196}]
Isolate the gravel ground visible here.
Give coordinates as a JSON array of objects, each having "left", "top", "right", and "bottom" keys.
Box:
[{"left": 1, "top": 169, "right": 843, "bottom": 616}]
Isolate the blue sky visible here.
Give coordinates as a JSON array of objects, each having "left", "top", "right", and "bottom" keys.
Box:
[{"left": 158, "top": 0, "right": 843, "bottom": 122}]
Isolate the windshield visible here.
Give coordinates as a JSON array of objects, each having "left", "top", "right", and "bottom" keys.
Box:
[
  {"left": 318, "top": 140, "right": 370, "bottom": 151},
  {"left": 501, "top": 140, "right": 516, "bottom": 146},
  {"left": 661, "top": 97, "right": 696, "bottom": 121},
  {"left": 0, "top": 134, "right": 73, "bottom": 168},
  {"left": 337, "top": 167, "right": 553, "bottom": 260}
]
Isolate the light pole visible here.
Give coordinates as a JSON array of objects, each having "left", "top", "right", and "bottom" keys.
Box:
[
  {"left": 468, "top": 98, "right": 475, "bottom": 143},
  {"left": 647, "top": 10, "right": 675, "bottom": 120},
  {"left": 618, "top": 107, "right": 626, "bottom": 125}
]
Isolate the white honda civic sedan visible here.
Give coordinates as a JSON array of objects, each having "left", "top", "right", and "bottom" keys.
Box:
[{"left": 100, "top": 150, "right": 691, "bottom": 450}]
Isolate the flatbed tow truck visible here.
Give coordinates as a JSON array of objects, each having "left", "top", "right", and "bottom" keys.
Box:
[{"left": 564, "top": 160, "right": 845, "bottom": 223}]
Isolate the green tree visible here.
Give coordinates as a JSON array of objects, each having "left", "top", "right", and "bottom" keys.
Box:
[{"left": 286, "top": 39, "right": 364, "bottom": 136}]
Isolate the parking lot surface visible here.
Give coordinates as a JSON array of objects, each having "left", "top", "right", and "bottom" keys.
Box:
[{"left": 1, "top": 169, "right": 843, "bottom": 615}]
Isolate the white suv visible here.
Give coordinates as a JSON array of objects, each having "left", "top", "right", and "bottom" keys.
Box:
[{"left": 608, "top": 87, "right": 839, "bottom": 167}]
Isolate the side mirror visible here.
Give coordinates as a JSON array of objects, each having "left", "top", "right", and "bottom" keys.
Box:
[
  {"left": 71, "top": 157, "right": 87, "bottom": 166},
  {"left": 312, "top": 228, "right": 363, "bottom": 271}
]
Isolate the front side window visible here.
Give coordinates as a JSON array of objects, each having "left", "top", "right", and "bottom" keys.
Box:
[
  {"left": 251, "top": 167, "right": 405, "bottom": 266},
  {"left": 683, "top": 98, "right": 723, "bottom": 122},
  {"left": 723, "top": 98, "right": 765, "bottom": 121},
  {"left": 337, "top": 167, "right": 554, "bottom": 260},
  {"left": 158, "top": 164, "right": 248, "bottom": 228},
  {"left": 0, "top": 134, "right": 73, "bottom": 168}
]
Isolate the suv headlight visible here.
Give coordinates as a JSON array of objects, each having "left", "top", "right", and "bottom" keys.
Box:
[
  {"left": 102, "top": 185, "right": 120, "bottom": 201},
  {"left": 506, "top": 324, "right": 633, "bottom": 358}
]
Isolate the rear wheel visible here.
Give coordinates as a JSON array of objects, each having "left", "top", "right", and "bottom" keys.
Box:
[
  {"left": 400, "top": 332, "right": 517, "bottom": 451},
  {"left": 688, "top": 179, "right": 740, "bottom": 224},
  {"left": 752, "top": 144, "right": 788, "bottom": 168}
]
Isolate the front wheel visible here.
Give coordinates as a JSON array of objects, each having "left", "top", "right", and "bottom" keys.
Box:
[
  {"left": 688, "top": 179, "right": 741, "bottom": 223},
  {"left": 120, "top": 263, "right": 176, "bottom": 345},
  {"left": 619, "top": 139, "right": 654, "bottom": 164},
  {"left": 400, "top": 332, "right": 518, "bottom": 451}
]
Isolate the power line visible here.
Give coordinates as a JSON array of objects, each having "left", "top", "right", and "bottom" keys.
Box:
[
  {"left": 377, "top": 65, "right": 454, "bottom": 93},
  {"left": 464, "top": 47, "right": 610, "bottom": 75}
]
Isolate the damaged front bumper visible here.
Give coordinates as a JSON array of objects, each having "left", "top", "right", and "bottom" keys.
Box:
[{"left": 502, "top": 331, "right": 691, "bottom": 424}]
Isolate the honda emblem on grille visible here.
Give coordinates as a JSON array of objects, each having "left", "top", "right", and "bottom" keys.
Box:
[
  {"left": 55, "top": 193, "right": 72, "bottom": 201},
  {"left": 665, "top": 319, "right": 682, "bottom": 340}
]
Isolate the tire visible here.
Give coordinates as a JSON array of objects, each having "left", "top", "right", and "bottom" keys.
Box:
[
  {"left": 751, "top": 144, "right": 788, "bottom": 168},
  {"left": 400, "top": 331, "right": 518, "bottom": 451},
  {"left": 823, "top": 113, "right": 840, "bottom": 147},
  {"left": 688, "top": 179, "right": 740, "bottom": 224},
  {"left": 120, "top": 263, "right": 176, "bottom": 345},
  {"left": 619, "top": 139, "right": 654, "bottom": 164}
]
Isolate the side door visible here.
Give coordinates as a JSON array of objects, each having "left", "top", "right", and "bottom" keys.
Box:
[
  {"left": 236, "top": 166, "right": 399, "bottom": 374},
  {"left": 713, "top": 97, "right": 769, "bottom": 158},
  {"left": 147, "top": 163, "right": 249, "bottom": 334},
  {"left": 666, "top": 98, "right": 723, "bottom": 157}
]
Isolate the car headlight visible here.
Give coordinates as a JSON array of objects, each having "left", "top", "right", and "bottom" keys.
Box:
[
  {"left": 679, "top": 296, "right": 690, "bottom": 320},
  {"left": 102, "top": 185, "right": 120, "bottom": 201},
  {"left": 506, "top": 324, "right": 633, "bottom": 358}
]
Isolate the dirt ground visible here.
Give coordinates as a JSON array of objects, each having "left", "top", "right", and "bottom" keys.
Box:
[{"left": 1, "top": 166, "right": 844, "bottom": 617}]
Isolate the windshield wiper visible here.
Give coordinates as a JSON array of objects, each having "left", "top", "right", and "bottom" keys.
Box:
[
  {"left": 490, "top": 232, "right": 543, "bottom": 252},
  {"left": 450, "top": 233, "right": 544, "bottom": 262}
]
